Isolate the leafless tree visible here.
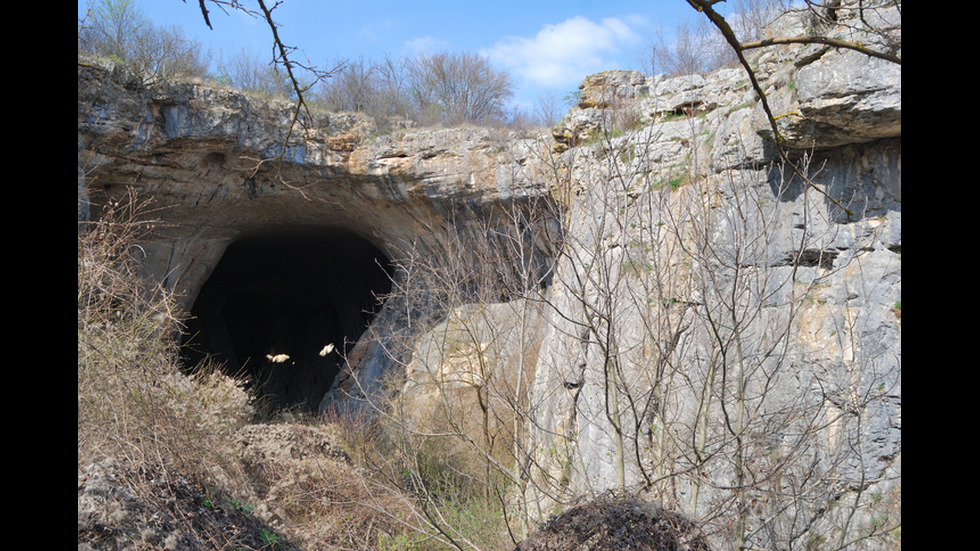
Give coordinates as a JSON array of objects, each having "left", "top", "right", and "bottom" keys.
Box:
[
  {"left": 314, "top": 56, "right": 383, "bottom": 113},
  {"left": 78, "top": 0, "right": 211, "bottom": 84},
  {"left": 645, "top": 0, "right": 794, "bottom": 77},
  {"left": 403, "top": 51, "right": 515, "bottom": 126},
  {"left": 532, "top": 92, "right": 570, "bottom": 129},
  {"left": 311, "top": 54, "right": 413, "bottom": 132},
  {"left": 78, "top": 0, "right": 147, "bottom": 59},
  {"left": 312, "top": 50, "right": 517, "bottom": 129},
  {"left": 216, "top": 47, "right": 294, "bottom": 98},
  {"left": 647, "top": 16, "right": 734, "bottom": 76}
]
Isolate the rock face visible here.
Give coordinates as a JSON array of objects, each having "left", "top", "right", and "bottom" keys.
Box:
[
  {"left": 525, "top": 4, "right": 900, "bottom": 549},
  {"left": 78, "top": 59, "right": 558, "bottom": 413},
  {"left": 78, "top": 3, "right": 899, "bottom": 548}
]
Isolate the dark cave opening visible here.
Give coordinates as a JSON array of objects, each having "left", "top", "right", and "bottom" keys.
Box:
[{"left": 181, "top": 227, "right": 393, "bottom": 414}]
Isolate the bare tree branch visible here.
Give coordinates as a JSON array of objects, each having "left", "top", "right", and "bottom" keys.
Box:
[
  {"left": 191, "top": 0, "right": 212, "bottom": 29},
  {"left": 740, "top": 35, "right": 901, "bottom": 64},
  {"left": 683, "top": 0, "right": 901, "bottom": 218}
]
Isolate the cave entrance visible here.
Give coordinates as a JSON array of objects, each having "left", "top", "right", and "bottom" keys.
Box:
[{"left": 181, "top": 227, "right": 393, "bottom": 414}]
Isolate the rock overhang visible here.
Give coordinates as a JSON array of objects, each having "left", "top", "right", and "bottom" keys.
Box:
[{"left": 79, "top": 60, "right": 559, "bottom": 413}]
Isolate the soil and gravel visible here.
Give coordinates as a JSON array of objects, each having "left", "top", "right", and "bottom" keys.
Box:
[{"left": 515, "top": 491, "right": 711, "bottom": 551}]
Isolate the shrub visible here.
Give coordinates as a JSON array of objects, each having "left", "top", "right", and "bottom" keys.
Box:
[
  {"left": 313, "top": 51, "right": 516, "bottom": 128},
  {"left": 78, "top": 0, "right": 210, "bottom": 84},
  {"left": 216, "top": 48, "right": 297, "bottom": 100},
  {"left": 77, "top": 189, "right": 296, "bottom": 548},
  {"left": 77, "top": 190, "right": 251, "bottom": 475},
  {"left": 645, "top": 0, "right": 794, "bottom": 76}
]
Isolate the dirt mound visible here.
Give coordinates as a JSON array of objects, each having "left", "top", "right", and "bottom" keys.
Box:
[
  {"left": 516, "top": 491, "right": 710, "bottom": 551},
  {"left": 77, "top": 458, "right": 299, "bottom": 551}
]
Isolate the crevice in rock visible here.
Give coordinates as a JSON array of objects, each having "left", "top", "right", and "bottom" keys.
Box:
[
  {"left": 180, "top": 226, "right": 393, "bottom": 414},
  {"left": 773, "top": 247, "right": 840, "bottom": 270}
]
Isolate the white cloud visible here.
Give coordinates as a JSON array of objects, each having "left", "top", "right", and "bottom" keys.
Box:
[
  {"left": 403, "top": 35, "right": 452, "bottom": 56},
  {"left": 483, "top": 16, "right": 642, "bottom": 90}
]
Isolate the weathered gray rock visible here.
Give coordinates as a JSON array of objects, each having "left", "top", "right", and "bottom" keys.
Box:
[
  {"left": 524, "top": 6, "right": 900, "bottom": 549},
  {"left": 78, "top": 58, "right": 558, "bottom": 416},
  {"left": 79, "top": 5, "right": 900, "bottom": 545}
]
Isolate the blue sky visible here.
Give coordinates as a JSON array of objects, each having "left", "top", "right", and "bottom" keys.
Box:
[{"left": 80, "top": 0, "right": 714, "bottom": 110}]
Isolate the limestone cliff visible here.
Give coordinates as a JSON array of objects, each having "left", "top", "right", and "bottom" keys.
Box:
[
  {"left": 79, "top": 61, "right": 558, "bottom": 412},
  {"left": 78, "top": 3, "right": 899, "bottom": 548},
  {"left": 524, "top": 4, "right": 900, "bottom": 548}
]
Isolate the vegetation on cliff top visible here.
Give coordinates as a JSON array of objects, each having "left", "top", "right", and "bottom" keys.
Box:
[{"left": 78, "top": 2, "right": 900, "bottom": 549}]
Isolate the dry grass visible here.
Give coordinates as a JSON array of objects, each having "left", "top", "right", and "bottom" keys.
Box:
[
  {"left": 232, "top": 418, "right": 423, "bottom": 550},
  {"left": 78, "top": 192, "right": 251, "bottom": 478},
  {"left": 78, "top": 190, "right": 620, "bottom": 551},
  {"left": 77, "top": 192, "right": 296, "bottom": 549},
  {"left": 77, "top": 192, "right": 499, "bottom": 550},
  {"left": 76, "top": 194, "right": 715, "bottom": 551}
]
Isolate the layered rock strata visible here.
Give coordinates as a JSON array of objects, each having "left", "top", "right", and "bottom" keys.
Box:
[
  {"left": 525, "top": 4, "right": 899, "bottom": 548},
  {"left": 78, "top": 60, "right": 558, "bottom": 413},
  {"left": 78, "top": 3, "right": 899, "bottom": 546}
]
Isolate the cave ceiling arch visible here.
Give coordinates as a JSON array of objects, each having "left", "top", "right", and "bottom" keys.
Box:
[{"left": 78, "top": 61, "right": 558, "bottom": 413}]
